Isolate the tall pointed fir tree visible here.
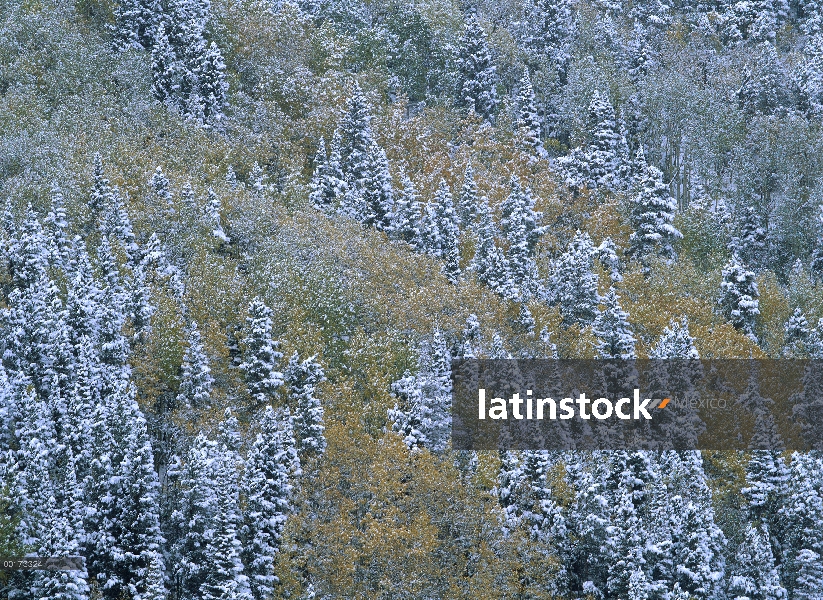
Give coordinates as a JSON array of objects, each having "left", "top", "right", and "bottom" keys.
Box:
[
  {"left": 285, "top": 352, "right": 327, "bottom": 459},
  {"left": 783, "top": 307, "right": 810, "bottom": 356},
  {"left": 736, "top": 205, "right": 767, "bottom": 271},
  {"left": 718, "top": 254, "right": 760, "bottom": 341},
  {"left": 557, "top": 91, "right": 630, "bottom": 192},
  {"left": 500, "top": 177, "right": 544, "bottom": 301},
  {"left": 456, "top": 14, "right": 498, "bottom": 122},
  {"left": 457, "top": 163, "right": 480, "bottom": 229},
  {"left": 389, "top": 170, "right": 422, "bottom": 245},
  {"left": 469, "top": 197, "right": 508, "bottom": 294},
  {"left": 420, "top": 180, "right": 460, "bottom": 283},
  {"left": 627, "top": 159, "right": 682, "bottom": 264},
  {"left": 177, "top": 320, "right": 213, "bottom": 409},
  {"left": 524, "top": 0, "right": 575, "bottom": 83},
  {"left": 241, "top": 405, "right": 300, "bottom": 600},
  {"left": 517, "top": 68, "right": 545, "bottom": 159},
  {"left": 240, "top": 298, "right": 284, "bottom": 407},
  {"left": 114, "top": 0, "right": 160, "bottom": 50},
  {"left": 550, "top": 231, "right": 600, "bottom": 326},
  {"left": 388, "top": 331, "right": 452, "bottom": 452},
  {"left": 361, "top": 141, "right": 394, "bottom": 230},
  {"left": 205, "top": 187, "right": 230, "bottom": 245},
  {"left": 338, "top": 82, "right": 374, "bottom": 195},
  {"left": 727, "top": 523, "right": 787, "bottom": 600}
]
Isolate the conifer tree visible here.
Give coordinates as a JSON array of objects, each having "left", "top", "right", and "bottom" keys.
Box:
[
  {"left": 241, "top": 405, "right": 300, "bottom": 600},
  {"left": 718, "top": 254, "right": 760, "bottom": 340},
  {"left": 199, "top": 41, "right": 228, "bottom": 128},
  {"left": 114, "top": 0, "right": 160, "bottom": 50},
  {"left": 362, "top": 142, "right": 394, "bottom": 230},
  {"left": 338, "top": 82, "right": 374, "bottom": 192},
  {"left": 177, "top": 321, "right": 213, "bottom": 409},
  {"left": 783, "top": 307, "right": 810, "bottom": 356},
  {"left": 206, "top": 187, "right": 229, "bottom": 244},
  {"left": 517, "top": 68, "right": 544, "bottom": 159},
  {"left": 240, "top": 298, "right": 284, "bottom": 407},
  {"left": 457, "top": 163, "right": 480, "bottom": 229},
  {"left": 727, "top": 523, "right": 787, "bottom": 600},
  {"left": 388, "top": 331, "right": 452, "bottom": 452},
  {"left": 469, "top": 197, "right": 508, "bottom": 294},
  {"left": 737, "top": 205, "right": 767, "bottom": 270},
  {"left": 795, "top": 549, "right": 823, "bottom": 600},
  {"left": 551, "top": 231, "right": 600, "bottom": 326},
  {"left": 456, "top": 14, "right": 498, "bottom": 121},
  {"left": 627, "top": 161, "right": 682, "bottom": 263},
  {"left": 524, "top": 0, "right": 575, "bottom": 82},
  {"left": 285, "top": 352, "right": 327, "bottom": 459},
  {"left": 389, "top": 171, "right": 421, "bottom": 244}
]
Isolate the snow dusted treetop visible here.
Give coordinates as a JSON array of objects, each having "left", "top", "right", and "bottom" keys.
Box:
[
  {"left": 516, "top": 68, "right": 545, "bottom": 160},
  {"left": 240, "top": 298, "right": 284, "bottom": 407},
  {"left": 718, "top": 253, "right": 760, "bottom": 341},
  {"left": 627, "top": 157, "right": 682, "bottom": 264},
  {"left": 551, "top": 230, "right": 600, "bottom": 326},
  {"left": 456, "top": 14, "right": 498, "bottom": 122}
]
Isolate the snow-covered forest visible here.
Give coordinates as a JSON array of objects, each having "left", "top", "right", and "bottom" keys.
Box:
[{"left": 1, "top": 0, "right": 823, "bottom": 597}]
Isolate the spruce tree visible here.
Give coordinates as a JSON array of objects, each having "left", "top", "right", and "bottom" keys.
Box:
[
  {"left": 388, "top": 331, "right": 452, "bottom": 452},
  {"left": 627, "top": 161, "right": 682, "bottom": 263},
  {"left": 362, "top": 142, "right": 394, "bottom": 230},
  {"left": 114, "top": 0, "right": 160, "bottom": 50},
  {"left": 206, "top": 187, "right": 230, "bottom": 244},
  {"left": 285, "top": 352, "right": 327, "bottom": 459},
  {"left": 718, "top": 254, "right": 760, "bottom": 340},
  {"left": 727, "top": 523, "right": 787, "bottom": 600},
  {"left": 338, "top": 82, "right": 374, "bottom": 192},
  {"left": 457, "top": 163, "right": 480, "bottom": 229},
  {"left": 456, "top": 14, "right": 498, "bottom": 121},
  {"left": 517, "top": 68, "right": 544, "bottom": 159},
  {"left": 240, "top": 298, "right": 284, "bottom": 407},
  {"left": 469, "top": 197, "right": 508, "bottom": 294},
  {"left": 524, "top": 0, "right": 575, "bottom": 82},
  {"left": 177, "top": 320, "right": 214, "bottom": 409},
  {"left": 551, "top": 231, "right": 600, "bottom": 326},
  {"left": 389, "top": 171, "right": 422, "bottom": 245},
  {"left": 241, "top": 405, "right": 300, "bottom": 600}
]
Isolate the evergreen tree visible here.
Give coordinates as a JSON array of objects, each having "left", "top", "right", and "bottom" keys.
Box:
[
  {"left": 500, "top": 177, "right": 543, "bottom": 300},
  {"left": 199, "top": 41, "right": 228, "bottom": 128},
  {"left": 205, "top": 187, "right": 229, "bottom": 244},
  {"left": 551, "top": 231, "right": 600, "bottom": 326},
  {"left": 795, "top": 549, "right": 823, "bottom": 600},
  {"left": 361, "top": 142, "right": 394, "bottom": 230},
  {"left": 783, "top": 307, "right": 810, "bottom": 356},
  {"left": 627, "top": 161, "right": 682, "bottom": 263},
  {"left": 737, "top": 205, "right": 767, "bottom": 270},
  {"left": 388, "top": 331, "right": 452, "bottom": 452},
  {"left": 727, "top": 523, "right": 787, "bottom": 600},
  {"left": 285, "top": 352, "right": 327, "bottom": 458},
  {"left": 338, "top": 82, "right": 374, "bottom": 192},
  {"left": 524, "top": 0, "right": 575, "bottom": 83},
  {"left": 389, "top": 171, "right": 421, "bottom": 244},
  {"left": 114, "top": 0, "right": 160, "bottom": 50},
  {"left": 240, "top": 298, "right": 284, "bottom": 407},
  {"left": 517, "top": 68, "right": 544, "bottom": 159},
  {"left": 457, "top": 163, "right": 480, "bottom": 229},
  {"left": 557, "top": 91, "right": 630, "bottom": 192},
  {"left": 469, "top": 197, "right": 508, "bottom": 294},
  {"left": 718, "top": 254, "right": 760, "bottom": 340},
  {"left": 150, "top": 23, "right": 178, "bottom": 106},
  {"left": 241, "top": 405, "right": 300, "bottom": 600},
  {"left": 177, "top": 320, "right": 213, "bottom": 409},
  {"left": 456, "top": 14, "right": 498, "bottom": 121}
]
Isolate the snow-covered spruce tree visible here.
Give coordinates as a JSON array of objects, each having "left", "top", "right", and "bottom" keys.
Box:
[
  {"left": 457, "top": 163, "right": 480, "bottom": 229},
  {"left": 200, "top": 442, "right": 252, "bottom": 600},
  {"left": 727, "top": 523, "right": 787, "bottom": 600},
  {"left": 149, "top": 166, "right": 174, "bottom": 216},
  {"left": 783, "top": 307, "right": 810, "bottom": 356},
  {"left": 241, "top": 405, "right": 300, "bottom": 600},
  {"left": 114, "top": 0, "right": 161, "bottom": 50},
  {"left": 198, "top": 41, "right": 228, "bottom": 128},
  {"left": 284, "top": 352, "right": 327, "bottom": 459},
  {"left": 338, "top": 81, "right": 374, "bottom": 194},
  {"left": 557, "top": 90, "right": 630, "bottom": 193},
  {"left": 389, "top": 170, "right": 422, "bottom": 245},
  {"left": 523, "top": 0, "right": 575, "bottom": 83},
  {"left": 551, "top": 230, "right": 600, "bottom": 326},
  {"left": 89, "top": 153, "right": 114, "bottom": 222},
  {"left": 205, "top": 187, "right": 230, "bottom": 245},
  {"left": 795, "top": 34, "right": 823, "bottom": 118},
  {"left": 240, "top": 298, "right": 284, "bottom": 407},
  {"left": 517, "top": 68, "right": 544, "bottom": 159},
  {"left": 177, "top": 320, "right": 213, "bottom": 409},
  {"left": 594, "top": 289, "right": 638, "bottom": 405},
  {"left": 388, "top": 331, "right": 452, "bottom": 452},
  {"left": 150, "top": 22, "right": 179, "bottom": 107},
  {"left": 420, "top": 180, "right": 460, "bottom": 283},
  {"left": 309, "top": 137, "right": 349, "bottom": 213},
  {"left": 45, "top": 185, "right": 70, "bottom": 269},
  {"left": 779, "top": 452, "right": 823, "bottom": 595},
  {"left": 362, "top": 141, "right": 394, "bottom": 230},
  {"left": 627, "top": 160, "right": 682, "bottom": 264},
  {"left": 456, "top": 14, "right": 498, "bottom": 122},
  {"left": 607, "top": 486, "right": 651, "bottom": 600},
  {"left": 469, "top": 197, "right": 508, "bottom": 294},
  {"left": 717, "top": 254, "right": 760, "bottom": 340},
  {"left": 500, "top": 177, "right": 543, "bottom": 300},
  {"left": 736, "top": 204, "right": 767, "bottom": 270}
]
